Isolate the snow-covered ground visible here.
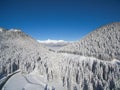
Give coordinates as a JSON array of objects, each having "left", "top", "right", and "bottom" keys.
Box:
[
  {"left": 2, "top": 53, "right": 120, "bottom": 90},
  {"left": 2, "top": 68, "right": 64, "bottom": 90},
  {"left": 2, "top": 72, "right": 45, "bottom": 90}
]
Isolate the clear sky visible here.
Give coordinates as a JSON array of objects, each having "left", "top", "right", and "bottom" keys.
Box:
[{"left": 0, "top": 0, "right": 120, "bottom": 41}]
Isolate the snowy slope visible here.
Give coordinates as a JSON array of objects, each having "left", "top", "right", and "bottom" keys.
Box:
[
  {"left": 0, "top": 28, "right": 50, "bottom": 83},
  {"left": 0, "top": 22, "right": 120, "bottom": 90},
  {"left": 59, "top": 22, "right": 120, "bottom": 61}
]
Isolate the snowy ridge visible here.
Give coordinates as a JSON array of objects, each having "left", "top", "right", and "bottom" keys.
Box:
[
  {"left": 59, "top": 22, "right": 120, "bottom": 61},
  {"left": 0, "top": 28, "right": 3, "bottom": 32},
  {"left": 9, "top": 29, "right": 21, "bottom": 32},
  {"left": 0, "top": 28, "right": 50, "bottom": 85},
  {"left": 0, "top": 28, "right": 6, "bottom": 32}
]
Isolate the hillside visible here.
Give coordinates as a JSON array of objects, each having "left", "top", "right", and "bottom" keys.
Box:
[
  {"left": 59, "top": 22, "right": 120, "bottom": 61},
  {"left": 0, "top": 28, "right": 50, "bottom": 79}
]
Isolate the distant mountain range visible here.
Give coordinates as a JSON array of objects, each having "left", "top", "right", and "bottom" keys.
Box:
[{"left": 38, "top": 39, "right": 72, "bottom": 50}]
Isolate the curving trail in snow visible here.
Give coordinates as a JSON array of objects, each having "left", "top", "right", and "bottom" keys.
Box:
[{"left": 2, "top": 72, "right": 45, "bottom": 90}]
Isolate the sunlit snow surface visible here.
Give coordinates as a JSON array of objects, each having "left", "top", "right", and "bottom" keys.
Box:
[
  {"left": 2, "top": 70, "right": 64, "bottom": 90},
  {"left": 2, "top": 72, "right": 45, "bottom": 90}
]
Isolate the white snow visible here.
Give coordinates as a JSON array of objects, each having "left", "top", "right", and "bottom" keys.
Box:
[
  {"left": 9, "top": 29, "right": 21, "bottom": 32},
  {"left": 2, "top": 53, "right": 120, "bottom": 90},
  {"left": 2, "top": 68, "right": 64, "bottom": 90},
  {"left": 0, "top": 28, "right": 3, "bottom": 32},
  {"left": 2, "top": 73, "right": 28, "bottom": 90},
  {"left": 37, "top": 39, "right": 73, "bottom": 50},
  {"left": 37, "top": 39, "right": 67, "bottom": 44},
  {"left": 2, "top": 72, "right": 45, "bottom": 90}
]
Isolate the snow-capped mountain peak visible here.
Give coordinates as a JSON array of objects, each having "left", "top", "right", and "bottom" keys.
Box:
[
  {"left": 0, "top": 27, "right": 6, "bottom": 32},
  {"left": 0, "top": 28, "right": 3, "bottom": 32},
  {"left": 9, "top": 29, "right": 21, "bottom": 32}
]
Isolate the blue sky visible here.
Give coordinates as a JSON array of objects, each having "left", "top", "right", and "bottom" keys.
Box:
[{"left": 0, "top": 0, "right": 120, "bottom": 41}]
